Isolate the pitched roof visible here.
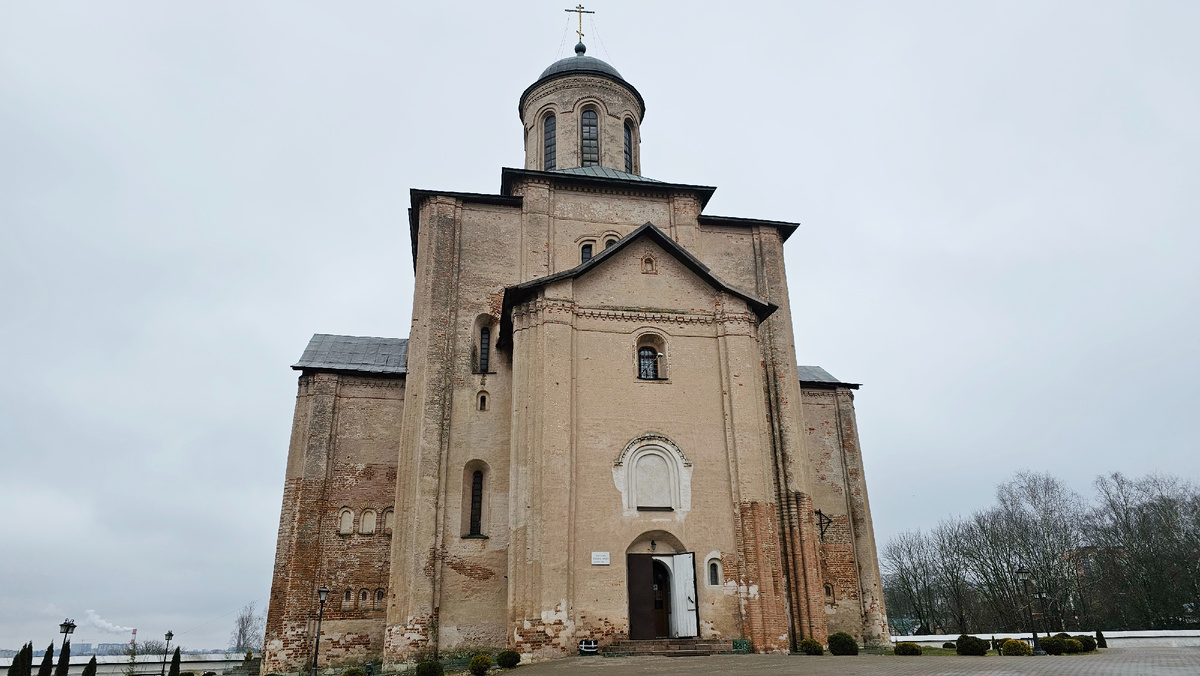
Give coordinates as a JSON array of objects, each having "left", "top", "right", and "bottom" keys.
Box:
[
  {"left": 293, "top": 334, "right": 409, "bottom": 375},
  {"left": 549, "top": 166, "right": 663, "bottom": 183},
  {"left": 499, "top": 222, "right": 777, "bottom": 348},
  {"left": 501, "top": 167, "right": 717, "bottom": 208},
  {"left": 798, "top": 365, "right": 860, "bottom": 389}
]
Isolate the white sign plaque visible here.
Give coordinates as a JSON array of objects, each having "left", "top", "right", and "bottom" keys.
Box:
[{"left": 591, "top": 551, "right": 610, "bottom": 565}]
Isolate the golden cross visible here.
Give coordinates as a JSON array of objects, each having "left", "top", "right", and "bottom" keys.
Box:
[{"left": 565, "top": 4, "right": 594, "bottom": 43}]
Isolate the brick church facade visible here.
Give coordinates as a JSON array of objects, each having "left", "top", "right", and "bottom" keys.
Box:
[{"left": 263, "top": 41, "right": 888, "bottom": 671}]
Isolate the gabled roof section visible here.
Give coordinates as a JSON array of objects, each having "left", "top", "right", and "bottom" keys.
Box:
[
  {"left": 501, "top": 167, "right": 716, "bottom": 208},
  {"left": 293, "top": 334, "right": 409, "bottom": 376},
  {"left": 798, "top": 365, "right": 860, "bottom": 390},
  {"left": 498, "top": 222, "right": 777, "bottom": 349}
]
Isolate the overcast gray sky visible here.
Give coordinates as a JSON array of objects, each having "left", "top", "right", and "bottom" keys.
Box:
[{"left": 2, "top": 0, "right": 1197, "bottom": 651}]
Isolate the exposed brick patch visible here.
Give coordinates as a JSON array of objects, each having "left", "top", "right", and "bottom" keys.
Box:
[
  {"left": 424, "top": 545, "right": 496, "bottom": 581},
  {"left": 731, "top": 501, "right": 791, "bottom": 653}
]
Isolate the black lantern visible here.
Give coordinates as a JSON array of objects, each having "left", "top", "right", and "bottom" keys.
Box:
[
  {"left": 160, "top": 630, "right": 174, "bottom": 676},
  {"left": 311, "top": 585, "right": 330, "bottom": 676},
  {"left": 59, "top": 619, "right": 76, "bottom": 645}
]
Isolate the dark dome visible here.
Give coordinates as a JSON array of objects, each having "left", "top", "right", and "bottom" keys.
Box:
[
  {"left": 538, "top": 42, "right": 625, "bottom": 81},
  {"left": 520, "top": 42, "right": 644, "bottom": 119}
]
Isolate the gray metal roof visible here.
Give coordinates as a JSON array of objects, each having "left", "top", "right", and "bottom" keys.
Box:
[
  {"left": 293, "top": 334, "right": 408, "bottom": 375},
  {"left": 550, "top": 166, "right": 662, "bottom": 182},
  {"left": 798, "top": 365, "right": 860, "bottom": 389},
  {"left": 539, "top": 43, "right": 624, "bottom": 81}
]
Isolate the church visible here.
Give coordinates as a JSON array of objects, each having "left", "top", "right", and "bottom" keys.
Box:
[{"left": 263, "top": 34, "right": 888, "bottom": 671}]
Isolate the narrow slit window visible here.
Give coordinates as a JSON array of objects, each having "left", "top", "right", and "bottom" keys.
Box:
[
  {"left": 469, "top": 470, "right": 484, "bottom": 535},
  {"left": 581, "top": 243, "right": 593, "bottom": 263},
  {"left": 638, "top": 346, "right": 658, "bottom": 380},
  {"left": 479, "top": 393, "right": 487, "bottom": 411},
  {"left": 709, "top": 561, "right": 720, "bottom": 586},
  {"left": 581, "top": 110, "right": 599, "bottom": 166},
  {"left": 624, "top": 120, "right": 633, "bottom": 173},
  {"left": 543, "top": 114, "right": 556, "bottom": 170},
  {"left": 479, "top": 327, "right": 490, "bottom": 373}
]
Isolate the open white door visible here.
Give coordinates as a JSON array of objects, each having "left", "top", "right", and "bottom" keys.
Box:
[{"left": 672, "top": 553, "right": 698, "bottom": 638}]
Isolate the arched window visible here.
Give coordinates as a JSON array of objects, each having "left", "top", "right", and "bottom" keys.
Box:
[
  {"left": 543, "top": 113, "right": 556, "bottom": 170},
  {"left": 360, "top": 509, "right": 376, "bottom": 535},
  {"left": 605, "top": 238, "right": 617, "bottom": 249},
  {"left": 581, "top": 242, "right": 593, "bottom": 263},
  {"left": 374, "top": 589, "right": 385, "bottom": 610},
  {"left": 338, "top": 508, "right": 354, "bottom": 535},
  {"left": 624, "top": 120, "right": 634, "bottom": 173},
  {"left": 382, "top": 508, "right": 394, "bottom": 533},
  {"left": 642, "top": 256, "right": 656, "bottom": 274},
  {"left": 469, "top": 470, "right": 484, "bottom": 535},
  {"left": 359, "top": 589, "right": 369, "bottom": 605},
  {"left": 342, "top": 588, "right": 353, "bottom": 609},
  {"left": 705, "top": 556, "right": 723, "bottom": 586},
  {"left": 478, "top": 326, "right": 491, "bottom": 373},
  {"left": 636, "top": 334, "right": 667, "bottom": 380},
  {"left": 638, "top": 347, "right": 658, "bottom": 380},
  {"left": 478, "top": 391, "right": 489, "bottom": 411},
  {"left": 581, "top": 109, "right": 599, "bottom": 166}
]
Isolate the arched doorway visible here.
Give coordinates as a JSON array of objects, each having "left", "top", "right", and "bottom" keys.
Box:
[{"left": 626, "top": 531, "right": 698, "bottom": 639}]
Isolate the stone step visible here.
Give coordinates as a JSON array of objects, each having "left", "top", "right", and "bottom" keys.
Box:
[{"left": 600, "top": 639, "right": 734, "bottom": 656}]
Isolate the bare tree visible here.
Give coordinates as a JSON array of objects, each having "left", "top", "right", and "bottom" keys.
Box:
[{"left": 229, "top": 602, "right": 265, "bottom": 653}]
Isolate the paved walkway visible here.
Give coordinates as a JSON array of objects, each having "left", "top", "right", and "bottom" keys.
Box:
[{"left": 512, "top": 647, "right": 1200, "bottom": 675}]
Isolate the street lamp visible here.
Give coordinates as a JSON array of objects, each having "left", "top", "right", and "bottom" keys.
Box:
[
  {"left": 160, "top": 631, "right": 174, "bottom": 676},
  {"left": 59, "top": 619, "right": 76, "bottom": 647},
  {"left": 310, "top": 586, "right": 330, "bottom": 676},
  {"left": 1016, "top": 567, "right": 1044, "bottom": 655}
]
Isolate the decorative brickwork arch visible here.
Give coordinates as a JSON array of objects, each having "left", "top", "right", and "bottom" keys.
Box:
[{"left": 612, "top": 434, "right": 692, "bottom": 514}]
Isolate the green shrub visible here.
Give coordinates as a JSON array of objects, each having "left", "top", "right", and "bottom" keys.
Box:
[
  {"left": 1001, "top": 639, "right": 1032, "bottom": 656},
  {"left": 1073, "top": 635, "right": 1096, "bottom": 652},
  {"left": 414, "top": 661, "right": 443, "bottom": 676},
  {"left": 1063, "top": 638, "right": 1082, "bottom": 654},
  {"left": 495, "top": 650, "right": 520, "bottom": 668},
  {"left": 342, "top": 669, "right": 366, "bottom": 676},
  {"left": 827, "top": 632, "right": 858, "bottom": 655},
  {"left": 1096, "top": 630, "right": 1107, "bottom": 648},
  {"left": 955, "top": 635, "right": 989, "bottom": 656},
  {"left": 1040, "top": 636, "right": 1065, "bottom": 655},
  {"left": 797, "top": 638, "right": 823, "bottom": 655},
  {"left": 468, "top": 654, "right": 492, "bottom": 676},
  {"left": 893, "top": 642, "right": 922, "bottom": 656},
  {"left": 731, "top": 638, "right": 751, "bottom": 653},
  {"left": 941, "top": 642, "right": 955, "bottom": 649}
]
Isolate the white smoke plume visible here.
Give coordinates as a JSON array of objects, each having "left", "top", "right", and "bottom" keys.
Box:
[{"left": 85, "top": 609, "right": 134, "bottom": 633}]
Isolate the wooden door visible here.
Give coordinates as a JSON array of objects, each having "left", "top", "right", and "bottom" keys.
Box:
[{"left": 627, "top": 554, "right": 655, "bottom": 639}]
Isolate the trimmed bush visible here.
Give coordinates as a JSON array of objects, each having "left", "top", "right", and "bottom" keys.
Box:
[
  {"left": 893, "top": 642, "right": 922, "bottom": 656},
  {"left": 496, "top": 650, "right": 520, "bottom": 669},
  {"left": 468, "top": 654, "right": 492, "bottom": 676},
  {"left": 1096, "top": 630, "right": 1107, "bottom": 648},
  {"left": 955, "top": 635, "right": 989, "bottom": 656},
  {"left": 797, "top": 638, "right": 823, "bottom": 655},
  {"left": 941, "top": 642, "right": 955, "bottom": 649},
  {"left": 827, "top": 632, "right": 858, "bottom": 656},
  {"left": 341, "top": 669, "right": 366, "bottom": 676},
  {"left": 414, "top": 661, "right": 443, "bottom": 676},
  {"left": 1063, "top": 638, "right": 1082, "bottom": 654},
  {"left": 1074, "top": 635, "right": 1096, "bottom": 652},
  {"left": 1040, "top": 636, "right": 1065, "bottom": 655},
  {"left": 1001, "top": 639, "right": 1032, "bottom": 656}
]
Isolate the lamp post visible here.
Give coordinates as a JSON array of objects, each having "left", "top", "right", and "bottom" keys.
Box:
[
  {"left": 59, "top": 619, "right": 76, "bottom": 648},
  {"left": 310, "top": 586, "right": 329, "bottom": 676},
  {"left": 160, "top": 631, "right": 174, "bottom": 676},
  {"left": 1016, "top": 567, "right": 1044, "bottom": 655}
]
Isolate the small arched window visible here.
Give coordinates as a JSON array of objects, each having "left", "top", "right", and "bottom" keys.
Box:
[
  {"left": 825, "top": 583, "right": 835, "bottom": 601},
  {"left": 360, "top": 509, "right": 376, "bottom": 535},
  {"left": 374, "top": 589, "right": 385, "bottom": 610},
  {"left": 359, "top": 589, "right": 369, "bottom": 604},
  {"left": 543, "top": 113, "right": 557, "bottom": 170},
  {"left": 338, "top": 508, "right": 354, "bottom": 535},
  {"left": 478, "top": 391, "right": 489, "bottom": 411},
  {"left": 342, "top": 588, "right": 353, "bottom": 609},
  {"left": 638, "top": 347, "right": 658, "bottom": 380},
  {"left": 581, "top": 242, "right": 593, "bottom": 263},
  {"left": 605, "top": 238, "right": 617, "bottom": 249},
  {"left": 478, "top": 326, "right": 491, "bottom": 373},
  {"left": 469, "top": 470, "right": 484, "bottom": 536},
  {"left": 581, "top": 109, "right": 599, "bottom": 166},
  {"left": 709, "top": 561, "right": 720, "bottom": 586},
  {"left": 624, "top": 120, "right": 634, "bottom": 173},
  {"left": 382, "top": 508, "right": 394, "bottom": 533},
  {"left": 642, "top": 256, "right": 656, "bottom": 274}
]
